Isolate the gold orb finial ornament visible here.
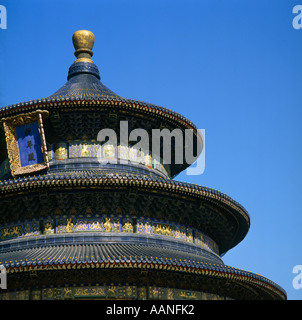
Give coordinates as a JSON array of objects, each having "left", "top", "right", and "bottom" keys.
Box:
[{"left": 72, "top": 30, "right": 95, "bottom": 63}]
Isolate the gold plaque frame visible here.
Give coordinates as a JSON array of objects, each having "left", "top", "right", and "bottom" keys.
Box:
[{"left": 1, "top": 110, "right": 49, "bottom": 177}]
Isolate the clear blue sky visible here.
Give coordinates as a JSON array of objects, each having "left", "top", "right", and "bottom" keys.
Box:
[{"left": 0, "top": 0, "right": 301, "bottom": 300}]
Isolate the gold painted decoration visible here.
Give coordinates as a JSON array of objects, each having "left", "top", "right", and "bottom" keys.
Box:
[
  {"left": 44, "top": 221, "right": 55, "bottom": 235},
  {"left": 0, "top": 225, "right": 22, "bottom": 240},
  {"left": 1, "top": 110, "right": 49, "bottom": 177},
  {"left": 1, "top": 285, "right": 229, "bottom": 300},
  {"left": 122, "top": 220, "right": 133, "bottom": 233},
  {"left": 0, "top": 214, "right": 219, "bottom": 254},
  {"left": 75, "top": 219, "right": 103, "bottom": 232},
  {"left": 55, "top": 142, "right": 68, "bottom": 160},
  {"left": 65, "top": 218, "right": 74, "bottom": 233},
  {"left": 153, "top": 223, "right": 173, "bottom": 237},
  {"left": 102, "top": 144, "right": 115, "bottom": 159},
  {"left": 81, "top": 143, "right": 89, "bottom": 157},
  {"left": 104, "top": 217, "right": 112, "bottom": 232}
]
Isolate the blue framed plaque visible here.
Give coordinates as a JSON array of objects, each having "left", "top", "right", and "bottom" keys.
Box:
[
  {"left": 1, "top": 110, "right": 49, "bottom": 176},
  {"left": 16, "top": 122, "right": 45, "bottom": 167}
]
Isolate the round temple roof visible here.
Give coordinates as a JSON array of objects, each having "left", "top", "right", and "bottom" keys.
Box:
[
  {"left": 0, "top": 30, "right": 203, "bottom": 178},
  {"left": 0, "top": 234, "right": 286, "bottom": 300},
  {"left": 0, "top": 30, "right": 287, "bottom": 300},
  {"left": 47, "top": 30, "right": 124, "bottom": 100},
  {"left": 0, "top": 30, "right": 196, "bottom": 130}
]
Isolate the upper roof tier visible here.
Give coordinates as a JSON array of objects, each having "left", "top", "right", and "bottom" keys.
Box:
[
  {"left": 0, "top": 30, "right": 198, "bottom": 133},
  {"left": 47, "top": 30, "right": 121, "bottom": 100},
  {"left": 0, "top": 30, "right": 203, "bottom": 178}
]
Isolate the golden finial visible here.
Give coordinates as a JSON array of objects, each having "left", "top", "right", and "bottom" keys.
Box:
[{"left": 72, "top": 30, "right": 95, "bottom": 63}]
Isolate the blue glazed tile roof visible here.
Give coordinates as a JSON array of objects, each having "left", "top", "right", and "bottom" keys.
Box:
[
  {"left": 0, "top": 61, "right": 201, "bottom": 178},
  {"left": 47, "top": 65, "right": 120, "bottom": 100},
  {"left": 0, "top": 238, "right": 286, "bottom": 299},
  {"left": 0, "top": 244, "right": 220, "bottom": 267},
  {"left": 0, "top": 61, "right": 198, "bottom": 133}
]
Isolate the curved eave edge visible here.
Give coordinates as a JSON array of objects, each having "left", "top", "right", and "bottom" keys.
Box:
[
  {"left": 0, "top": 97, "right": 198, "bottom": 131},
  {"left": 2, "top": 260, "right": 286, "bottom": 300},
  {"left": 0, "top": 175, "right": 250, "bottom": 226}
]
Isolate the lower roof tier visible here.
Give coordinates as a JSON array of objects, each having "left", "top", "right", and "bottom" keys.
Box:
[
  {"left": 0, "top": 232, "right": 223, "bottom": 267},
  {"left": 0, "top": 234, "right": 286, "bottom": 300},
  {"left": 0, "top": 98, "right": 203, "bottom": 178},
  {"left": 0, "top": 170, "right": 249, "bottom": 255}
]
